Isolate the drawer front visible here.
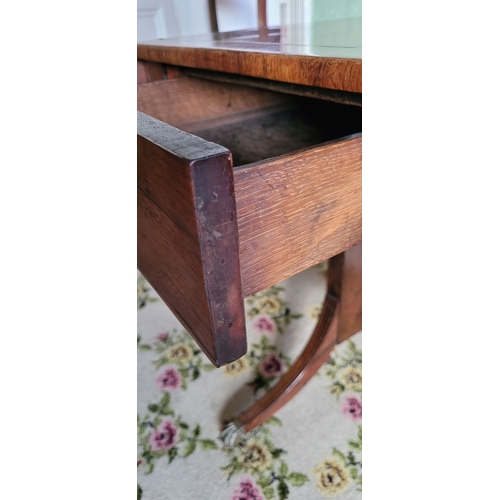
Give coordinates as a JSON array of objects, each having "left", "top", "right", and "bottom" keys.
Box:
[
  {"left": 138, "top": 112, "right": 246, "bottom": 367},
  {"left": 234, "top": 134, "right": 361, "bottom": 297},
  {"left": 138, "top": 75, "right": 361, "bottom": 365}
]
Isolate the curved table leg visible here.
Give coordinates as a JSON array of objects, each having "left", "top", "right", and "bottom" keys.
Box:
[{"left": 221, "top": 244, "right": 361, "bottom": 446}]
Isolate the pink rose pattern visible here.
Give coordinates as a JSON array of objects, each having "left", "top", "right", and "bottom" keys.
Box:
[
  {"left": 149, "top": 420, "right": 178, "bottom": 451},
  {"left": 258, "top": 354, "right": 284, "bottom": 377},
  {"left": 156, "top": 367, "right": 181, "bottom": 390},
  {"left": 342, "top": 396, "right": 362, "bottom": 421},
  {"left": 138, "top": 273, "right": 362, "bottom": 499},
  {"left": 232, "top": 479, "right": 264, "bottom": 500},
  {"left": 252, "top": 315, "right": 276, "bottom": 334}
]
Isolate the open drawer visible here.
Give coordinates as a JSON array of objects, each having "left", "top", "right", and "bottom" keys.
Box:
[{"left": 137, "top": 75, "right": 361, "bottom": 366}]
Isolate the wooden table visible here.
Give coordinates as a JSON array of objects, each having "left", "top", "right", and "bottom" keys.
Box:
[{"left": 137, "top": 18, "right": 361, "bottom": 439}]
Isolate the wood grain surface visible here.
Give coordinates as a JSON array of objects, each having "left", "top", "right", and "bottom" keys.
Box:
[
  {"left": 237, "top": 244, "right": 362, "bottom": 432},
  {"left": 137, "top": 60, "right": 165, "bottom": 84},
  {"left": 137, "top": 111, "right": 247, "bottom": 366},
  {"left": 337, "top": 243, "right": 362, "bottom": 344},
  {"left": 137, "top": 77, "right": 292, "bottom": 132},
  {"left": 137, "top": 46, "right": 361, "bottom": 93},
  {"left": 138, "top": 76, "right": 361, "bottom": 298},
  {"left": 183, "top": 68, "right": 362, "bottom": 106},
  {"left": 137, "top": 19, "right": 363, "bottom": 428},
  {"left": 138, "top": 19, "right": 361, "bottom": 93},
  {"left": 234, "top": 134, "right": 362, "bottom": 297}
]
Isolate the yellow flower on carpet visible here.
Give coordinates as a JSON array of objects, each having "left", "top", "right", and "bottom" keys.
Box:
[
  {"left": 306, "top": 303, "right": 323, "bottom": 320},
  {"left": 223, "top": 357, "right": 248, "bottom": 376},
  {"left": 167, "top": 343, "right": 193, "bottom": 363},
  {"left": 256, "top": 296, "right": 281, "bottom": 315},
  {"left": 221, "top": 466, "right": 234, "bottom": 478},
  {"left": 237, "top": 439, "right": 272, "bottom": 472},
  {"left": 341, "top": 367, "right": 362, "bottom": 392},
  {"left": 313, "top": 458, "right": 350, "bottom": 495},
  {"left": 330, "top": 384, "right": 342, "bottom": 396}
]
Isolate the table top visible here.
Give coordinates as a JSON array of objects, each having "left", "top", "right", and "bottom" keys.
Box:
[{"left": 137, "top": 18, "right": 362, "bottom": 93}]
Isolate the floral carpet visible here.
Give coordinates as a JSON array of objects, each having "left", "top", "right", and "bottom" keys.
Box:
[{"left": 138, "top": 262, "right": 362, "bottom": 500}]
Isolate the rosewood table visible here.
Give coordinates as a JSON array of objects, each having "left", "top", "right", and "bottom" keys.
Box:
[{"left": 137, "top": 18, "right": 361, "bottom": 442}]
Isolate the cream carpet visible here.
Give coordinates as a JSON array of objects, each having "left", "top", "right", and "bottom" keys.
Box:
[{"left": 138, "top": 262, "right": 362, "bottom": 500}]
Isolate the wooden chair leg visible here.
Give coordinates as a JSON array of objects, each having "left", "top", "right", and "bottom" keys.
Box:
[
  {"left": 258, "top": 0, "right": 267, "bottom": 30},
  {"left": 208, "top": 0, "right": 219, "bottom": 33},
  {"left": 221, "top": 244, "right": 361, "bottom": 446}
]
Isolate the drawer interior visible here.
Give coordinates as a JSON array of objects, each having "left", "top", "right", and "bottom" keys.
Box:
[{"left": 137, "top": 76, "right": 361, "bottom": 167}]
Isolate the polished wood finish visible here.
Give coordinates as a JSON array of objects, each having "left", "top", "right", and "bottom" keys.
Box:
[
  {"left": 137, "top": 46, "right": 361, "bottom": 93},
  {"left": 137, "top": 75, "right": 361, "bottom": 300},
  {"left": 137, "top": 60, "right": 165, "bottom": 84},
  {"left": 137, "top": 112, "right": 246, "bottom": 367},
  {"left": 336, "top": 243, "right": 362, "bottom": 343},
  {"left": 137, "top": 18, "right": 362, "bottom": 433},
  {"left": 138, "top": 78, "right": 361, "bottom": 298},
  {"left": 234, "top": 135, "right": 361, "bottom": 297},
  {"left": 137, "top": 19, "right": 362, "bottom": 93},
  {"left": 137, "top": 17, "right": 362, "bottom": 377},
  {"left": 237, "top": 244, "right": 362, "bottom": 432},
  {"left": 183, "top": 68, "right": 361, "bottom": 106}
]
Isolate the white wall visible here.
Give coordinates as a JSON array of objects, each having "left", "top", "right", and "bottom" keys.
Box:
[
  {"left": 137, "top": 0, "right": 297, "bottom": 41},
  {"left": 137, "top": 0, "right": 211, "bottom": 41},
  {"left": 173, "top": 0, "right": 211, "bottom": 36},
  {"left": 215, "top": 0, "right": 282, "bottom": 32}
]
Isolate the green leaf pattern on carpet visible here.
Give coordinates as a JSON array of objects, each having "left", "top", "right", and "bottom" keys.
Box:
[{"left": 137, "top": 266, "right": 361, "bottom": 499}]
